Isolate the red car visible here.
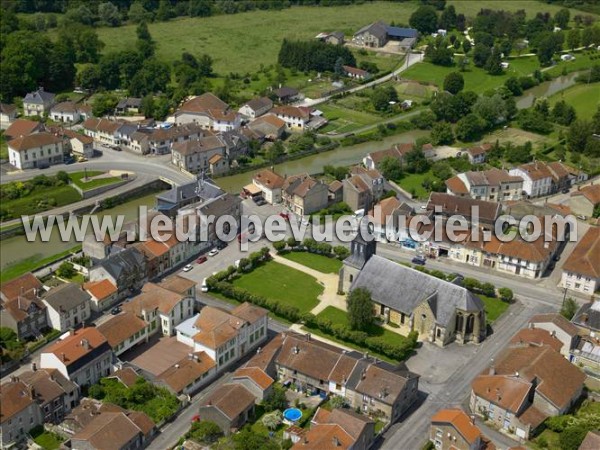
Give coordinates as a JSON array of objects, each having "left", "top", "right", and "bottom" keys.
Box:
[
  {"left": 196, "top": 256, "right": 208, "bottom": 264},
  {"left": 279, "top": 212, "right": 290, "bottom": 220}
]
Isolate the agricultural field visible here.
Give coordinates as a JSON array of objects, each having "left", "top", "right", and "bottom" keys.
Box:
[
  {"left": 318, "top": 102, "right": 383, "bottom": 134},
  {"left": 401, "top": 56, "right": 540, "bottom": 94}
]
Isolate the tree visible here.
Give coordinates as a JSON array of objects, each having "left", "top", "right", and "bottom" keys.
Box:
[
  {"left": 498, "top": 288, "right": 513, "bottom": 302},
  {"left": 439, "top": 5, "right": 457, "bottom": 30},
  {"left": 97, "top": 2, "right": 121, "bottom": 27},
  {"left": 188, "top": 421, "right": 223, "bottom": 445},
  {"left": 405, "top": 148, "right": 429, "bottom": 174},
  {"left": 554, "top": 8, "right": 570, "bottom": 30},
  {"left": 535, "top": 31, "right": 563, "bottom": 66},
  {"left": 92, "top": 92, "right": 119, "bottom": 116},
  {"left": 567, "top": 28, "right": 580, "bottom": 51},
  {"left": 462, "top": 39, "right": 472, "bottom": 54},
  {"left": 443, "top": 72, "right": 464, "bottom": 94},
  {"left": 473, "top": 94, "right": 507, "bottom": 127},
  {"left": 559, "top": 426, "right": 588, "bottom": 450},
  {"left": 329, "top": 396, "right": 348, "bottom": 409},
  {"left": 232, "top": 428, "right": 279, "bottom": 450},
  {"left": 57, "top": 261, "right": 76, "bottom": 279},
  {"left": 156, "top": 0, "right": 172, "bottom": 21},
  {"left": 136, "top": 21, "right": 156, "bottom": 58},
  {"left": 378, "top": 156, "right": 403, "bottom": 180},
  {"left": 504, "top": 77, "right": 523, "bottom": 96},
  {"left": 128, "top": 1, "right": 152, "bottom": 23},
  {"left": 411, "top": 110, "right": 437, "bottom": 129},
  {"left": 568, "top": 120, "right": 593, "bottom": 153},
  {"left": 265, "top": 141, "right": 285, "bottom": 162},
  {"left": 485, "top": 47, "right": 503, "bottom": 75},
  {"left": 141, "top": 94, "right": 155, "bottom": 118},
  {"left": 431, "top": 161, "right": 452, "bottom": 180},
  {"left": 371, "top": 85, "right": 398, "bottom": 111},
  {"left": 273, "top": 241, "right": 286, "bottom": 253},
  {"left": 409, "top": 5, "right": 438, "bottom": 34},
  {"left": 517, "top": 109, "right": 554, "bottom": 134},
  {"left": 261, "top": 411, "right": 283, "bottom": 431},
  {"left": 431, "top": 121, "right": 454, "bottom": 145},
  {"left": 455, "top": 114, "right": 486, "bottom": 142},
  {"left": 473, "top": 43, "right": 492, "bottom": 68},
  {"left": 263, "top": 385, "right": 287, "bottom": 412},
  {"left": 456, "top": 13, "right": 466, "bottom": 32},
  {"left": 560, "top": 298, "right": 578, "bottom": 320},
  {"left": 128, "top": 59, "right": 170, "bottom": 96},
  {"left": 552, "top": 100, "right": 577, "bottom": 126},
  {"left": 347, "top": 287, "right": 374, "bottom": 331},
  {"left": 333, "top": 245, "right": 350, "bottom": 260}
]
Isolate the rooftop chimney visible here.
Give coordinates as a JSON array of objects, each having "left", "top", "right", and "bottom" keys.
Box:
[
  {"left": 488, "top": 366, "right": 496, "bottom": 376},
  {"left": 81, "top": 339, "right": 89, "bottom": 350},
  {"left": 332, "top": 436, "right": 340, "bottom": 447},
  {"left": 61, "top": 352, "right": 66, "bottom": 362},
  {"left": 306, "top": 333, "right": 311, "bottom": 342},
  {"left": 31, "top": 362, "right": 37, "bottom": 372}
]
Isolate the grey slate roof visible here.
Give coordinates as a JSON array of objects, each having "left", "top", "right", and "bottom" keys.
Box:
[
  {"left": 156, "top": 178, "right": 224, "bottom": 209},
  {"left": 351, "top": 255, "right": 484, "bottom": 327},
  {"left": 116, "top": 98, "right": 142, "bottom": 109},
  {"left": 24, "top": 89, "right": 55, "bottom": 105},
  {"left": 43, "top": 283, "right": 91, "bottom": 312},
  {"left": 198, "top": 193, "right": 241, "bottom": 217},
  {"left": 354, "top": 21, "right": 388, "bottom": 40},
  {"left": 98, "top": 247, "right": 145, "bottom": 280},
  {"left": 572, "top": 302, "right": 600, "bottom": 332},
  {"left": 387, "top": 26, "right": 418, "bottom": 39}
]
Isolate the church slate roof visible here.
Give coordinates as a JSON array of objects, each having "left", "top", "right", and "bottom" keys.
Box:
[{"left": 350, "top": 255, "right": 484, "bottom": 327}]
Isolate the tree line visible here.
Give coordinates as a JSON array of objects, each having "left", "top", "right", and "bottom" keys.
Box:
[{"left": 278, "top": 39, "right": 356, "bottom": 73}]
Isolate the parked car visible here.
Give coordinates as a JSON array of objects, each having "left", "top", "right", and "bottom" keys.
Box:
[
  {"left": 208, "top": 249, "right": 219, "bottom": 257},
  {"left": 411, "top": 256, "right": 426, "bottom": 265},
  {"left": 201, "top": 279, "right": 208, "bottom": 293},
  {"left": 111, "top": 306, "right": 121, "bottom": 315},
  {"left": 63, "top": 156, "right": 75, "bottom": 165},
  {"left": 279, "top": 212, "right": 290, "bottom": 220},
  {"left": 561, "top": 187, "right": 570, "bottom": 194},
  {"left": 216, "top": 241, "right": 227, "bottom": 250},
  {"left": 197, "top": 256, "right": 207, "bottom": 264},
  {"left": 183, "top": 264, "right": 193, "bottom": 272}
]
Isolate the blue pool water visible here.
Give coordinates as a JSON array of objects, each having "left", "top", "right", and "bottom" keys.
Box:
[{"left": 283, "top": 408, "right": 302, "bottom": 422}]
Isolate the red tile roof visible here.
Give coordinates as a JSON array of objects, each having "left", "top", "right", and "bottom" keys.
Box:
[
  {"left": 431, "top": 408, "right": 481, "bottom": 445},
  {"left": 44, "top": 327, "right": 109, "bottom": 367}
]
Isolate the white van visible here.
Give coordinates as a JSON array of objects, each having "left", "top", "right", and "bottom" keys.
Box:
[{"left": 201, "top": 278, "right": 208, "bottom": 292}]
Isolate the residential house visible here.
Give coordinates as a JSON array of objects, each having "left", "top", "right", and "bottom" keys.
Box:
[
  {"left": 40, "top": 327, "right": 113, "bottom": 387},
  {"left": 0, "top": 103, "right": 17, "bottom": 129},
  {"left": 144, "top": 123, "right": 204, "bottom": 155},
  {"left": 470, "top": 343, "right": 585, "bottom": 439},
  {"left": 18, "top": 367, "right": 80, "bottom": 423},
  {"left": 4, "top": 118, "right": 44, "bottom": 141},
  {"left": 426, "top": 193, "right": 502, "bottom": 229},
  {"left": 42, "top": 283, "right": 92, "bottom": 332},
  {"left": 84, "top": 280, "right": 119, "bottom": 313},
  {"left": 272, "top": 86, "right": 300, "bottom": 104},
  {"left": 293, "top": 407, "right": 375, "bottom": 450},
  {"left": 561, "top": 226, "right": 600, "bottom": 295},
  {"left": 8, "top": 132, "right": 64, "bottom": 169},
  {"left": 340, "top": 237, "right": 486, "bottom": 346},
  {"left": 0, "top": 273, "right": 48, "bottom": 340},
  {"left": 329, "top": 180, "right": 344, "bottom": 204},
  {"left": 510, "top": 326, "right": 570, "bottom": 357},
  {"left": 82, "top": 118, "right": 122, "bottom": 146},
  {"left": 156, "top": 352, "right": 217, "bottom": 397},
  {"left": 0, "top": 379, "right": 43, "bottom": 448},
  {"left": 253, "top": 168, "right": 286, "bottom": 204},
  {"left": 282, "top": 173, "right": 329, "bottom": 215},
  {"left": 231, "top": 367, "right": 274, "bottom": 401},
  {"left": 445, "top": 169, "right": 523, "bottom": 202},
  {"left": 274, "top": 332, "right": 420, "bottom": 422},
  {"left": 464, "top": 143, "right": 492, "bottom": 164},
  {"left": 363, "top": 143, "right": 413, "bottom": 171},
  {"left": 171, "top": 134, "right": 227, "bottom": 175},
  {"left": 570, "top": 184, "right": 600, "bottom": 218},
  {"left": 343, "top": 65, "right": 371, "bottom": 80},
  {"left": 50, "top": 102, "right": 89, "bottom": 123},
  {"left": 573, "top": 301, "right": 600, "bottom": 338},
  {"left": 247, "top": 114, "right": 287, "bottom": 140},
  {"left": 88, "top": 247, "right": 147, "bottom": 299},
  {"left": 23, "top": 88, "right": 56, "bottom": 116},
  {"left": 97, "top": 311, "right": 150, "bottom": 357},
  {"left": 239, "top": 97, "right": 273, "bottom": 119},
  {"left": 60, "top": 129, "right": 94, "bottom": 159},
  {"left": 198, "top": 384, "right": 256, "bottom": 435},
  {"left": 174, "top": 93, "right": 241, "bottom": 131},
  {"left": 369, "top": 196, "right": 413, "bottom": 243},
  {"left": 71, "top": 410, "right": 155, "bottom": 450},
  {"left": 158, "top": 275, "right": 196, "bottom": 302},
  {"left": 155, "top": 177, "right": 224, "bottom": 217},
  {"left": 509, "top": 161, "right": 576, "bottom": 198},
  {"left": 122, "top": 282, "right": 195, "bottom": 337},
  {"left": 353, "top": 21, "right": 418, "bottom": 48},
  {"left": 82, "top": 227, "right": 131, "bottom": 262},
  {"left": 196, "top": 192, "right": 243, "bottom": 246},
  {"left": 272, "top": 106, "right": 311, "bottom": 130},
  {"left": 580, "top": 431, "right": 600, "bottom": 450},
  {"left": 343, "top": 166, "right": 385, "bottom": 212},
  {"left": 116, "top": 98, "right": 142, "bottom": 115},
  {"left": 175, "top": 303, "right": 268, "bottom": 371},
  {"left": 133, "top": 238, "right": 172, "bottom": 280},
  {"left": 316, "top": 31, "right": 345, "bottom": 45},
  {"left": 429, "top": 408, "right": 491, "bottom": 450}
]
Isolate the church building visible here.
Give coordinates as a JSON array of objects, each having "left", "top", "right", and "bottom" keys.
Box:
[{"left": 339, "top": 235, "right": 486, "bottom": 347}]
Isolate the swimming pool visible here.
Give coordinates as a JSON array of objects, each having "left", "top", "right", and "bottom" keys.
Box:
[{"left": 283, "top": 408, "right": 302, "bottom": 422}]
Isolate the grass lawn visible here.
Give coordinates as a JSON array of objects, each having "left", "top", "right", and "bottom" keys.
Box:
[
  {"left": 280, "top": 251, "right": 342, "bottom": 274},
  {"left": 545, "top": 51, "right": 600, "bottom": 78},
  {"left": 232, "top": 261, "right": 322, "bottom": 313},
  {"left": 1, "top": 245, "right": 81, "bottom": 283},
  {"left": 319, "top": 103, "right": 382, "bottom": 134},
  {"left": 447, "top": 0, "right": 597, "bottom": 21},
  {"left": 401, "top": 56, "right": 540, "bottom": 94},
  {"left": 395, "top": 169, "right": 439, "bottom": 200},
  {"left": 0, "top": 132, "right": 7, "bottom": 160},
  {"left": 480, "top": 296, "right": 510, "bottom": 324},
  {"left": 1, "top": 185, "right": 81, "bottom": 221},
  {"left": 353, "top": 50, "right": 404, "bottom": 75},
  {"left": 548, "top": 82, "right": 600, "bottom": 118},
  {"left": 30, "top": 427, "right": 63, "bottom": 450},
  {"left": 69, "top": 171, "right": 122, "bottom": 191},
  {"left": 304, "top": 306, "right": 411, "bottom": 364}
]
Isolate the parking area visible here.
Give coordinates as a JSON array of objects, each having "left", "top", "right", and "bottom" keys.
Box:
[{"left": 122, "top": 335, "right": 192, "bottom": 376}]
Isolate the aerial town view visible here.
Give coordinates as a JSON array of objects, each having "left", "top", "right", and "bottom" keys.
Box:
[{"left": 0, "top": 1, "right": 599, "bottom": 449}]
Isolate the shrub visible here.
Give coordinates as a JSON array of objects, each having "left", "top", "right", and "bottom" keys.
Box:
[
  {"left": 273, "top": 241, "right": 287, "bottom": 253},
  {"left": 498, "top": 288, "right": 513, "bottom": 302}
]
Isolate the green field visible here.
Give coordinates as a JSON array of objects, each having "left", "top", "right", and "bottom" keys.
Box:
[
  {"left": 1, "top": 245, "right": 82, "bottom": 284},
  {"left": 319, "top": 102, "right": 383, "bottom": 134},
  {"left": 402, "top": 56, "right": 540, "bottom": 94},
  {"left": 304, "top": 306, "right": 411, "bottom": 364},
  {"left": 1, "top": 185, "right": 81, "bottom": 221},
  {"left": 232, "top": 261, "right": 322, "bottom": 313},
  {"left": 69, "top": 171, "right": 122, "bottom": 191},
  {"left": 480, "top": 296, "right": 510, "bottom": 324},
  {"left": 548, "top": 82, "right": 600, "bottom": 118},
  {"left": 280, "top": 251, "right": 342, "bottom": 274},
  {"left": 395, "top": 169, "right": 440, "bottom": 200}
]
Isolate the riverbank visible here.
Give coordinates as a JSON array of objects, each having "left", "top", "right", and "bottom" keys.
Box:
[{"left": 1, "top": 245, "right": 82, "bottom": 283}]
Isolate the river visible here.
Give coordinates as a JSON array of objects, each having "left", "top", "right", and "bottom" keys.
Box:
[
  {"left": 0, "top": 192, "right": 161, "bottom": 270},
  {"left": 516, "top": 72, "right": 580, "bottom": 109}
]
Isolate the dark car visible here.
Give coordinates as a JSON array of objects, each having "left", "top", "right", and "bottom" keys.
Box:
[
  {"left": 216, "top": 241, "right": 227, "bottom": 250},
  {"left": 561, "top": 188, "right": 570, "bottom": 194},
  {"left": 63, "top": 156, "right": 75, "bottom": 165},
  {"left": 197, "top": 256, "right": 208, "bottom": 264},
  {"left": 111, "top": 306, "right": 121, "bottom": 315},
  {"left": 411, "top": 256, "right": 426, "bottom": 265}
]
